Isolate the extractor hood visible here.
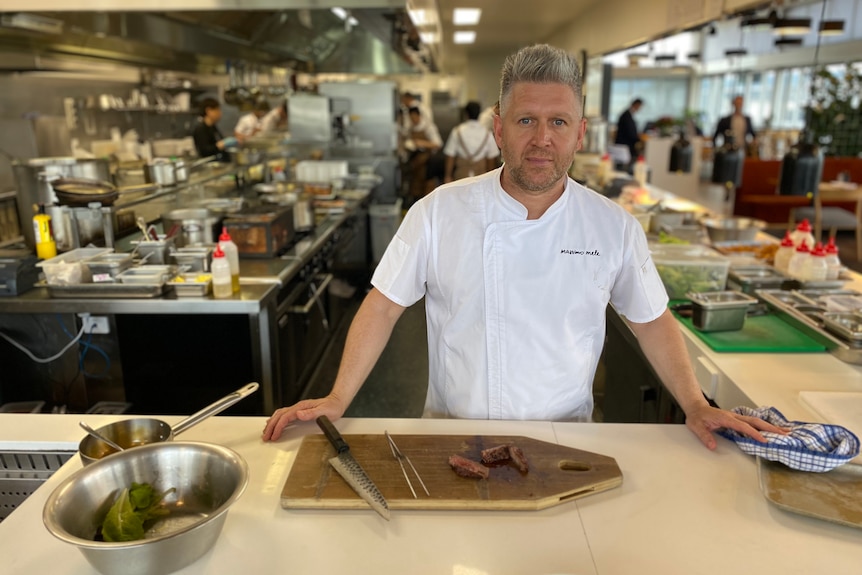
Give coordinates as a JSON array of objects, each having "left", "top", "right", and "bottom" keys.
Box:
[{"left": 0, "top": 9, "right": 435, "bottom": 75}]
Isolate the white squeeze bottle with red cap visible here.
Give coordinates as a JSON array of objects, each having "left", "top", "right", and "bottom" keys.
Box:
[
  {"left": 218, "top": 226, "right": 240, "bottom": 293},
  {"left": 211, "top": 245, "right": 233, "bottom": 299},
  {"left": 825, "top": 237, "right": 841, "bottom": 280},
  {"left": 598, "top": 153, "right": 612, "bottom": 185},
  {"left": 774, "top": 231, "right": 795, "bottom": 273},
  {"left": 787, "top": 241, "right": 811, "bottom": 279},
  {"left": 790, "top": 219, "right": 815, "bottom": 250},
  {"left": 802, "top": 242, "right": 828, "bottom": 282},
  {"left": 633, "top": 155, "right": 648, "bottom": 187}
]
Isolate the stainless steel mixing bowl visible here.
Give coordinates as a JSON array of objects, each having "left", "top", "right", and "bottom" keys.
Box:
[
  {"left": 701, "top": 216, "right": 767, "bottom": 243},
  {"left": 43, "top": 442, "right": 248, "bottom": 575}
]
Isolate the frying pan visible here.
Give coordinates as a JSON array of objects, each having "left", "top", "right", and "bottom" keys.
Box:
[{"left": 78, "top": 382, "right": 259, "bottom": 466}]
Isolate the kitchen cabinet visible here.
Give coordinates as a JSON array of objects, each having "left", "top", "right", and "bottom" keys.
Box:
[{"left": 601, "top": 307, "right": 686, "bottom": 424}]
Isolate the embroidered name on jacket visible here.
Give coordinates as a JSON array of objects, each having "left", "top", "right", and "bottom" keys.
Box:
[{"left": 560, "top": 249, "right": 600, "bottom": 256}]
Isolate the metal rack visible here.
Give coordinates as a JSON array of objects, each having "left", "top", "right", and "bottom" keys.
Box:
[{"left": 0, "top": 450, "right": 73, "bottom": 521}]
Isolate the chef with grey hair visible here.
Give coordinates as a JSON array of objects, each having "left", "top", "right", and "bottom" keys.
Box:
[{"left": 264, "top": 44, "right": 782, "bottom": 449}]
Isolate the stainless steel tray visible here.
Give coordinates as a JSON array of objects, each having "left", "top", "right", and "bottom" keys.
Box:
[
  {"left": 756, "top": 289, "right": 862, "bottom": 365},
  {"left": 822, "top": 312, "right": 862, "bottom": 342},
  {"left": 167, "top": 273, "right": 213, "bottom": 297},
  {"left": 46, "top": 281, "right": 166, "bottom": 298},
  {"left": 757, "top": 457, "right": 862, "bottom": 529}
]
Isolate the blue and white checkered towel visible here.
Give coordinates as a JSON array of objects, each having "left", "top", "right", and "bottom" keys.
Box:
[{"left": 718, "top": 406, "right": 860, "bottom": 472}]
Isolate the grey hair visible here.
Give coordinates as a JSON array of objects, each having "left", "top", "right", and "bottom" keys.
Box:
[{"left": 499, "top": 44, "right": 583, "bottom": 116}]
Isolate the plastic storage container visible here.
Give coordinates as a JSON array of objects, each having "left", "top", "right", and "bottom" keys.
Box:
[
  {"left": 370, "top": 198, "right": 403, "bottom": 263},
  {"left": 650, "top": 244, "right": 731, "bottom": 300},
  {"left": 85, "top": 253, "right": 134, "bottom": 280},
  {"left": 36, "top": 247, "right": 113, "bottom": 285}
]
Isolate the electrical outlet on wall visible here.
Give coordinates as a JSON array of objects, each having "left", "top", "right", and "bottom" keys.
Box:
[{"left": 78, "top": 314, "right": 110, "bottom": 335}]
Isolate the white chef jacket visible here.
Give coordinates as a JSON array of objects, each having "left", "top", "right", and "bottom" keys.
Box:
[
  {"left": 234, "top": 113, "right": 262, "bottom": 137},
  {"left": 259, "top": 108, "right": 285, "bottom": 134},
  {"left": 443, "top": 120, "right": 499, "bottom": 161},
  {"left": 372, "top": 168, "right": 668, "bottom": 421}
]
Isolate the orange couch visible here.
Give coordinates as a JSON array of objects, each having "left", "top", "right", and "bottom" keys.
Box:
[{"left": 732, "top": 158, "right": 862, "bottom": 224}]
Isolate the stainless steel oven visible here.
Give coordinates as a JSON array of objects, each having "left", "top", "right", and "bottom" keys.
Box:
[{"left": 276, "top": 268, "right": 334, "bottom": 406}]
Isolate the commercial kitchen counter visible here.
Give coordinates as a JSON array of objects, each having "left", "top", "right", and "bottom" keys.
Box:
[
  {"left": 0, "top": 197, "right": 367, "bottom": 416},
  {"left": 1, "top": 414, "right": 860, "bottom": 574}
]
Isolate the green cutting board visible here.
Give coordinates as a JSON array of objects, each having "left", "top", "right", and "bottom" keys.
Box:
[{"left": 674, "top": 313, "right": 826, "bottom": 353}]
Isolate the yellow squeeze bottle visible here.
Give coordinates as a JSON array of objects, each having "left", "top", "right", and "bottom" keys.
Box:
[{"left": 33, "top": 203, "right": 57, "bottom": 259}]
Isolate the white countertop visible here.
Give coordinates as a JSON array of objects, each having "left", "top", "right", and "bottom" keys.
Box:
[{"left": 1, "top": 415, "right": 861, "bottom": 575}]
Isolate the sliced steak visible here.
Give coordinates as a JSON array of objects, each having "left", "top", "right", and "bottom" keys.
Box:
[
  {"left": 481, "top": 444, "right": 511, "bottom": 464},
  {"left": 448, "top": 454, "right": 490, "bottom": 479},
  {"left": 508, "top": 445, "right": 529, "bottom": 473}
]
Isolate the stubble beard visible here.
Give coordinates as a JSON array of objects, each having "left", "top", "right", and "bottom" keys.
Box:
[{"left": 502, "top": 145, "right": 568, "bottom": 194}]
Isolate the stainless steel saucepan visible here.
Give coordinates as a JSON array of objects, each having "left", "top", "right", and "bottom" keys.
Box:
[{"left": 78, "top": 382, "right": 259, "bottom": 466}]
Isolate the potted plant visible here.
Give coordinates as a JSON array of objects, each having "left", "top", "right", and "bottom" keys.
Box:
[{"left": 806, "top": 64, "right": 862, "bottom": 157}]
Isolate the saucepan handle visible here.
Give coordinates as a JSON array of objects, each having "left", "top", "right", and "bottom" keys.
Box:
[{"left": 171, "top": 382, "right": 260, "bottom": 436}]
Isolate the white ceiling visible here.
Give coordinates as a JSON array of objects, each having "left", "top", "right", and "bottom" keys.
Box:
[{"left": 434, "top": 0, "right": 600, "bottom": 71}]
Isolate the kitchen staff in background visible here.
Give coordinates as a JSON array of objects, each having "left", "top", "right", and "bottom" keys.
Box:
[
  {"left": 399, "top": 91, "right": 433, "bottom": 136},
  {"left": 444, "top": 101, "right": 500, "bottom": 183},
  {"left": 713, "top": 95, "right": 756, "bottom": 155},
  {"left": 260, "top": 101, "right": 288, "bottom": 134},
  {"left": 402, "top": 107, "right": 442, "bottom": 202},
  {"left": 234, "top": 100, "right": 271, "bottom": 139},
  {"left": 614, "top": 97, "right": 643, "bottom": 170},
  {"left": 477, "top": 101, "right": 499, "bottom": 134},
  {"left": 264, "top": 44, "right": 781, "bottom": 449},
  {"left": 192, "top": 98, "right": 236, "bottom": 162}
]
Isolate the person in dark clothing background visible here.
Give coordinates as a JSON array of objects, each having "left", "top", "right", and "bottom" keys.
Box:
[
  {"left": 614, "top": 98, "right": 643, "bottom": 169},
  {"left": 192, "top": 98, "right": 236, "bottom": 162},
  {"left": 712, "top": 95, "right": 756, "bottom": 155}
]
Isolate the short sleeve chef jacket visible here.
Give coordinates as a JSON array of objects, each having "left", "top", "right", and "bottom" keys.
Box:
[{"left": 371, "top": 168, "right": 668, "bottom": 421}]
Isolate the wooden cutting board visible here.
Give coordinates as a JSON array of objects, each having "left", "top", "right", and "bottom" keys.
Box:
[{"left": 281, "top": 434, "right": 622, "bottom": 511}]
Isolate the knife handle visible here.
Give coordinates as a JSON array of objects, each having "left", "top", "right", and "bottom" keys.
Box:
[{"left": 316, "top": 415, "right": 349, "bottom": 454}]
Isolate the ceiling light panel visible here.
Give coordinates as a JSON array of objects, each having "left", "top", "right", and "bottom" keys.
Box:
[
  {"left": 453, "top": 8, "right": 482, "bottom": 26},
  {"left": 454, "top": 30, "right": 477, "bottom": 44}
]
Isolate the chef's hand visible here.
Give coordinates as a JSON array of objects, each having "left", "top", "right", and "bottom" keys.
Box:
[
  {"left": 221, "top": 136, "right": 239, "bottom": 149},
  {"left": 684, "top": 404, "right": 788, "bottom": 450},
  {"left": 262, "top": 394, "right": 348, "bottom": 441}
]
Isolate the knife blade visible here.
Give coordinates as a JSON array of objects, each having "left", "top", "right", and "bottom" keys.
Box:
[{"left": 316, "top": 416, "right": 390, "bottom": 520}]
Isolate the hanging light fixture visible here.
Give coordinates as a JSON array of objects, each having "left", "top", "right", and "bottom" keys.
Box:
[
  {"left": 741, "top": 9, "right": 778, "bottom": 30},
  {"left": 774, "top": 37, "right": 804, "bottom": 47},
  {"left": 724, "top": 18, "right": 749, "bottom": 58},
  {"left": 819, "top": 20, "right": 844, "bottom": 35},
  {"left": 773, "top": 17, "right": 812, "bottom": 35},
  {"left": 778, "top": 0, "right": 827, "bottom": 199}
]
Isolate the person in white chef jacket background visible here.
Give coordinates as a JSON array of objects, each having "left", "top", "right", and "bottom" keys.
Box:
[
  {"left": 264, "top": 44, "right": 783, "bottom": 449},
  {"left": 233, "top": 100, "right": 271, "bottom": 140},
  {"left": 444, "top": 100, "right": 500, "bottom": 183}
]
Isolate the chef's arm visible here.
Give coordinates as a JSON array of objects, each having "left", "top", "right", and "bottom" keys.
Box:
[
  {"left": 627, "top": 309, "right": 779, "bottom": 449},
  {"left": 262, "top": 288, "right": 406, "bottom": 441}
]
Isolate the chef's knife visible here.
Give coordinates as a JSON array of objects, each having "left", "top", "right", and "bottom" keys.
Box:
[{"left": 316, "top": 416, "right": 391, "bottom": 520}]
